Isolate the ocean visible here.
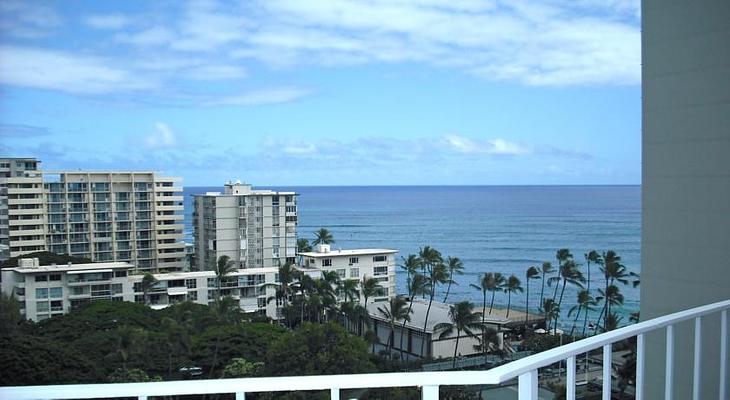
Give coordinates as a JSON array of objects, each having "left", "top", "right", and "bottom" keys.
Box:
[{"left": 183, "top": 185, "right": 640, "bottom": 329}]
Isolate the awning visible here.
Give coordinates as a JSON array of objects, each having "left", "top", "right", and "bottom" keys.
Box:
[
  {"left": 66, "top": 269, "right": 112, "bottom": 274},
  {"left": 167, "top": 287, "right": 188, "bottom": 296}
]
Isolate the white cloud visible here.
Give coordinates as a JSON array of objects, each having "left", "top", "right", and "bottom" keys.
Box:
[
  {"left": 0, "top": 0, "right": 62, "bottom": 38},
  {"left": 144, "top": 122, "right": 178, "bottom": 148},
  {"left": 85, "top": 14, "right": 131, "bottom": 30},
  {"left": 116, "top": 26, "right": 175, "bottom": 46},
  {"left": 0, "top": 46, "right": 155, "bottom": 94},
  {"left": 204, "top": 87, "right": 310, "bottom": 107},
  {"left": 282, "top": 142, "right": 317, "bottom": 155},
  {"left": 444, "top": 135, "right": 531, "bottom": 155}
]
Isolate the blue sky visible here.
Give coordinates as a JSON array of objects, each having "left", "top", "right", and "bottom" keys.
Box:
[{"left": 0, "top": 0, "right": 641, "bottom": 186}]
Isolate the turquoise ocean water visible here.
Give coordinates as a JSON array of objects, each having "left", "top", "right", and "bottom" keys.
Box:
[{"left": 184, "top": 185, "right": 640, "bottom": 329}]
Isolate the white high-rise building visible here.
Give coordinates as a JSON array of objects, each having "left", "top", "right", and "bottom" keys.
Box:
[
  {"left": 0, "top": 158, "right": 45, "bottom": 261},
  {"left": 193, "top": 181, "right": 297, "bottom": 271},
  {"left": 0, "top": 159, "right": 186, "bottom": 272}
]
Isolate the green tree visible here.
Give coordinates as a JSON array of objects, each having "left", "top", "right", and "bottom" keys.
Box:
[
  {"left": 551, "top": 249, "right": 573, "bottom": 301},
  {"left": 297, "top": 238, "right": 313, "bottom": 253},
  {"left": 214, "top": 255, "right": 238, "bottom": 300},
  {"left": 222, "top": 358, "right": 264, "bottom": 378},
  {"left": 312, "top": 228, "right": 334, "bottom": 245},
  {"left": 265, "top": 322, "right": 376, "bottom": 376},
  {"left": 543, "top": 298, "right": 560, "bottom": 333},
  {"left": 596, "top": 285, "right": 625, "bottom": 332},
  {"left": 567, "top": 290, "right": 597, "bottom": 337},
  {"left": 338, "top": 278, "right": 360, "bottom": 303},
  {"left": 107, "top": 368, "right": 161, "bottom": 383},
  {"left": 0, "top": 292, "right": 27, "bottom": 336},
  {"left": 400, "top": 254, "right": 421, "bottom": 283},
  {"left": 377, "top": 296, "right": 412, "bottom": 358},
  {"left": 442, "top": 256, "right": 464, "bottom": 303},
  {"left": 473, "top": 327, "right": 504, "bottom": 365},
  {"left": 400, "top": 272, "right": 427, "bottom": 360},
  {"left": 140, "top": 273, "right": 159, "bottom": 306},
  {"left": 0, "top": 251, "right": 91, "bottom": 268},
  {"left": 420, "top": 246, "right": 447, "bottom": 357},
  {"left": 538, "top": 262, "right": 554, "bottom": 311},
  {"left": 524, "top": 266, "right": 540, "bottom": 325},
  {"left": 433, "top": 301, "right": 483, "bottom": 368},
  {"left": 487, "top": 272, "right": 506, "bottom": 315},
  {"left": 160, "top": 317, "right": 190, "bottom": 379},
  {"left": 503, "top": 274, "right": 523, "bottom": 319}
]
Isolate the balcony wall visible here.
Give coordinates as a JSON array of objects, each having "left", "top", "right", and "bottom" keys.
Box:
[{"left": 641, "top": 0, "right": 730, "bottom": 398}]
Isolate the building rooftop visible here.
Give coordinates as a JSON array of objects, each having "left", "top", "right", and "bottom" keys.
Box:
[
  {"left": 367, "top": 298, "right": 510, "bottom": 333},
  {"left": 5, "top": 261, "right": 133, "bottom": 274},
  {"left": 298, "top": 248, "right": 398, "bottom": 258}
]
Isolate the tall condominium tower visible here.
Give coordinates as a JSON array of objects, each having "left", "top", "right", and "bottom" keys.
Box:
[
  {"left": 0, "top": 159, "right": 186, "bottom": 272},
  {"left": 43, "top": 172, "right": 185, "bottom": 272},
  {"left": 193, "top": 181, "right": 297, "bottom": 271},
  {"left": 0, "top": 158, "right": 44, "bottom": 261}
]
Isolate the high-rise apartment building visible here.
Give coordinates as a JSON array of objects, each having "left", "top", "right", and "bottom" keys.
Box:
[
  {"left": 193, "top": 181, "right": 297, "bottom": 271},
  {"left": 42, "top": 171, "right": 185, "bottom": 272},
  {"left": 0, "top": 158, "right": 45, "bottom": 261},
  {"left": 0, "top": 159, "right": 186, "bottom": 272}
]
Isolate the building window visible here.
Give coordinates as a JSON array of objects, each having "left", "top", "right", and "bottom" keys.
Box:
[
  {"left": 373, "top": 255, "right": 387, "bottom": 262},
  {"left": 50, "top": 300, "right": 63, "bottom": 312},
  {"left": 111, "top": 284, "right": 123, "bottom": 295},
  {"left": 257, "top": 298, "right": 267, "bottom": 308},
  {"left": 336, "top": 269, "right": 346, "bottom": 278},
  {"left": 49, "top": 287, "right": 63, "bottom": 299},
  {"left": 186, "top": 279, "right": 197, "bottom": 289},
  {"left": 114, "top": 270, "right": 128, "bottom": 278},
  {"left": 187, "top": 291, "right": 198, "bottom": 301},
  {"left": 374, "top": 266, "right": 388, "bottom": 276},
  {"left": 49, "top": 274, "right": 61, "bottom": 281},
  {"left": 350, "top": 268, "right": 360, "bottom": 278},
  {"left": 35, "top": 288, "right": 48, "bottom": 299},
  {"left": 35, "top": 275, "right": 47, "bottom": 282},
  {"left": 349, "top": 257, "right": 359, "bottom": 264},
  {"left": 322, "top": 259, "right": 332, "bottom": 267},
  {"left": 134, "top": 295, "right": 145, "bottom": 303},
  {"left": 37, "top": 301, "right": 49, "bottom": 312}
]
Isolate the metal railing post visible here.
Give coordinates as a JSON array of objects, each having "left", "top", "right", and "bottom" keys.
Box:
[
  {"left": 331, "top": 388, "right": 340, "bottom": 400},
  {"left": 720, "top": 310, "right": 727, "bottom": 400},
  {"left": 636, "top": 333, "right": 645, "bottom": 400},
  {"left": 518, "top": 370, "right": 538, "bottom": 400},
  {"left": 665, "top": 324, "right": 674, "bottom": 400},
  {"left": 567, "top": 356, "right": 576, "bottom": 400},
  {"left": 602, "top": 344, "right": 612, "bottom": 400},
  {"left": 692, "top": 317, "right": 702, "bottom": 400},
  {"left": 422, "top": 385, "right": 439, "bottom": 400},
  {"left": 236, "top": 392, "right": 245, "bottom": 400}
]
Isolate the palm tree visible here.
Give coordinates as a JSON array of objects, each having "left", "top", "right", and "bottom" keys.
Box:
[
  {"left": 161, "top": 317, "right": 190, "bottom": 379},
  {"left": 400, "top": 272, "right": 427, "bottom": 360},
  {"left": 297, "top": 238, "right": 312, "bottom": 253},
  {"left": 543, "top": 298, "right": 560, "bottom": 333},
  {"left": 140, "top": 273, "right": 158, "bottom": 305},
  {"left": 487, "top": 272, "right": 506, "bottom": 314},
  {"left": 433, "top": 301, "right": 483, "bottom": 368},
  {"left": 596, "top": 285, "right": 624, "bottom": 331},
  {"left": 568, "top": 290, "right": 597, "bottom": 337},
  {"left": 312, "top": 228, "right": 334, "bottom": 245},
  {"left": 470, "top": 274, "right": 490, "bottom": 325},
  {"left": 110, "top": 325, "right": 141, "bottom": 372},
  {"left": 214, "top": 255, "right": 238, "bottom": 300},
  {"left": 420, "top": 262, "right": 448, "bottom": 357},
  {"left": 539, "top": 262, "right": 554, "bottom": 311},
  {"left": 584, "top": 250, "right": 602, "bottom": 295},
  {"left": 377, "top": 296, "right": 412, "bottom": 358},
  {"left": 400, "top": 254, "right": 421, "bottom": 283},
  {"left": 338, "top": 278, "right": 360, "bottom": 303},
  {"left": 597, "top": 251, "right": 628, "bottom": 329},
  {"left": 503, "top": 275, "right": 523, "bottom": 319},
  {"left": 208, "top": 296, "right": 242, "bottom": 378},
  {"left": 474, "top": 327, "right": 504, "bottom": 365},
  {"left": 442, "top": 256, "right": 464, "bottom": 303},
  {"left": 360, "top": 276, "right": 383, "bottom": 338},
  {"left": 524, "top": 266, "right": 540, "bottom": 325},
  {"left": 552, "top": 249, "right": 573, "bottom": 301}
]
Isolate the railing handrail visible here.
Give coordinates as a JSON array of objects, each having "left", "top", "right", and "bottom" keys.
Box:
[{"left": 2, "top": 299, "right": 729, "bottom": 400}]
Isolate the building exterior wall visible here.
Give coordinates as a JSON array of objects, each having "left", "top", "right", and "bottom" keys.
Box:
[
  {"left": 299, "top": 245, "right": 397, "bottom": 303},
  {"left": 0, "top": 158, "right": 44, "bottom": 261},
  {"left": 1, "top": 260, "right": 279, "bottom": 321},
  {"left": 641, "top": 0, "right": 730, "bottom": 398},
  {"left": 193, "top": 182, "right": 297, "bottom": 271},
  {"left": 42, "top": 172, "right": 185, "bottom": 272}
]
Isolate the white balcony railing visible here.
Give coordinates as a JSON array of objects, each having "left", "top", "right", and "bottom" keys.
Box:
[{"left": 2, "top": 299, "right": 728, "bottom": 400}]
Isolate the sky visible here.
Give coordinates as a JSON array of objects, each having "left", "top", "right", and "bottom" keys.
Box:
[{"left": 0, "top": 0, "right": 641, "bottom": 186}]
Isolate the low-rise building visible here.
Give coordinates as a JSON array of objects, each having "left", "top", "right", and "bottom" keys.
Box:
[
  {"left": 297, "top": 244, "right": 397, "bottom": 303},
  {"left": 366, "top": 299, "right": 507, "bottom": 360},
  {"left": 1, "top": 258, "right": 278, "bottom": 321}
]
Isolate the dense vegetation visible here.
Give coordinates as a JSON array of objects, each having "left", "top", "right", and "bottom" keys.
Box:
[{"left": 0, "top": 251, "right": 91, "bottom": 268}]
